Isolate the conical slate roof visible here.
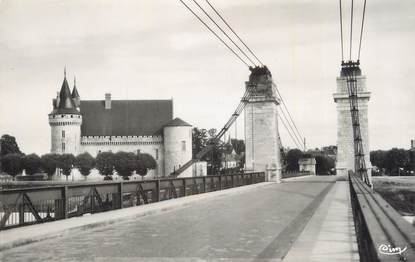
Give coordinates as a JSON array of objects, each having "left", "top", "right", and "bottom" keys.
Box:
[
  {"left": 54, "top": 76, "right": 80, "bottom": 115},
  {"left": 71, "top": 78, "right": 81, "bottom": 108},
  {"left": 163, "top": 117, "right": 192, "bottom": 127},
  {"left": 72, "top": 86, "right": 80, "bottom": 99}
]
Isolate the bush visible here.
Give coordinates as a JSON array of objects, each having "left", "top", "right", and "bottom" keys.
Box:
[
  {"left": 57, "top": 154, "right": 76, "bottom": 179},
  {"left": 75, "top": 152, "right": 95, "bottom": 178},
  {"left": 41, "top": 153, "right": 59, "bottom": 179},
  {"left": 114, "top": 152, "right": 136, "bottom": 180},
  {"left": 96, "top": 152, "right": 115, "bottom": 180},
  {"left": 1, "top": 153, "right": 24, "bottom": 178},
  {"left": 23, "top": 153, "right": 42, "bottom": 175}
]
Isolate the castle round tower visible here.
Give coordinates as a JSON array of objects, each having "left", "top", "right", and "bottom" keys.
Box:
[
  {"left": 49, "top": 70, "right": 82, "bottom": 155},
  {"left": 163, "top": 118, "right": 192, "bottom": 177}
]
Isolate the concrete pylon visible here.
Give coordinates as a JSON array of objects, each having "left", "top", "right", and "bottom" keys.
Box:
[
  {"left": 333, "top": 65, "right": 372, "bottom": 181},
  {"left": 244, "top": 66, "right": 282, "bottom": 182}
]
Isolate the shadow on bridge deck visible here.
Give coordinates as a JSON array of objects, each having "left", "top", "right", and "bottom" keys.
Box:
[{"left": 1, "top": 176, "right": 356, "bottom": 262}]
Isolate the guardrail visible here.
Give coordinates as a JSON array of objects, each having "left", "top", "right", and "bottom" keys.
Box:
[
  {"left": 349, "top": 172, "right": 415, "bottom": 261},
  {"left": 0, "top": 172, "right": 265, "bottom": 230}
]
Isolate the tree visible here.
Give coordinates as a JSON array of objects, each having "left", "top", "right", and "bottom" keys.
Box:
[
  {"left": 285, "top": 149, "right": 303, "bottom": 172},
  {"left": 231, "top": 139, "right": 245, "bottom": 155},
  {"left": 315, "top": 155, "right": 335, "bottom": 175},
  {"left": 75, "top": 152, "right": 95, "bottom": 178},
  {"left": 41, "top": 153, "right": 59, "bottom": 179},
  {"left": 139, "top": 153, "right": 157, "bottom": 170},
  {"left": 135, "top": 158, "right": 147, "bottom": 179},
  {"left": 23, "top": 153, "right": 42, "bottom": 175},
  {"left": 192, "top": 128, "right": 208, "bottom": 158},
  {"left": 96, "top": 152, "right": 115, "bottom": 180},
  {"left": 1, "top": 153, "right": 24, "bottom": 178},
  {"left": 370, "top": 150, "right": 388, "bottom": 170},
  {"left": 0, "top": 134, "right": 22, "bottom": 156},
  {"left": 385, "top": 148, "right": 410, "bottom": 175},
  {"left": 114, "top": 152, "right": 136, "bottom": 180},
  {"left": 57, "top": 154, "right": 76, "bottom": 180}
]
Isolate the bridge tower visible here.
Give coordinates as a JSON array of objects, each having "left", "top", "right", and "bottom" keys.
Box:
[
  {"left": 333, "top": 63, "right": 372, "bottom": 179},
  {"left": 244, "top": 66, "right": 282, "bottom": 182}
]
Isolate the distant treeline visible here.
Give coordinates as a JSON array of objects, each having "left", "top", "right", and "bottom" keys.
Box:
[{"left": 370, "top": 148, "right": 415, "bottom": 175}]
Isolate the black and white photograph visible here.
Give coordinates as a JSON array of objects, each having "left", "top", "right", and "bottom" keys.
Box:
[{"left": 0, "top": 0, "right": 414, "bottom": 261}]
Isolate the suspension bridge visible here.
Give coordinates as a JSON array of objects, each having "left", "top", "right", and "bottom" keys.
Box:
[{"left": 1, "top": 1, "right": 414, "bottom": 261}]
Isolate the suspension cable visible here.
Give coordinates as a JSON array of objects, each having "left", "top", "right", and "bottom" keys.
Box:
[
  {"left": 278, "top": 115, "right": 302, "bottom": 149},
  {"left": 349, "top": 0, "right": 354, "bottom": 60},
  {"left": 274, "top": 85, "right": 305, "bottom": 150},
  {"left": 191, "top": 0, "right": 257, "bottom": 66},
  {"left": 178, "top": 0, "right": 250, "bottom": 67},
  {"left": 357, "top": 0, "right": 367, "bottom": 61},
  {"left": 205, "top": 0, "right": 264, "bottom": 66},
  {"left": 279, "top": 106, "right": 304, "bottom": 150},
  {"left": 339, "top": 0, "right": 344, "bottom": 61}
]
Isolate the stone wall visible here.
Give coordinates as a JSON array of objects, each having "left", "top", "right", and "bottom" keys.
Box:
[
  {"left": 49, "top": 114, "right": 82, "bottom": 155},
  {"left": 80, "top": 135, "right": 164, "bottom": 178},
  {"left": 245, "top": 96, "right": 281, "bottom": 178},
  {"left": 334, "top": 75, "right": 371, "bottom": 177},
  {"left": 163, "top": 126, "right": 192, "bottom": 177},
  {"left": 299, "top": 158, "right": 316, "bottom": 174}
]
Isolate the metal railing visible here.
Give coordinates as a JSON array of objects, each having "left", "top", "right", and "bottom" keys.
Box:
[
  {"left": 0, "top": 172, "right": 265, "bottom": 230},
  {"left": 349, "top": 171, "right": 415, "bottom": 261}
]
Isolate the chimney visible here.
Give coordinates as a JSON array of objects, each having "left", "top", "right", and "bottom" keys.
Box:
[
  {"left": 105, "top": 93, "right": 111, "bottom": 109},
  {"left": 412, "top": 139, "right": 415, "bottom": 149}
]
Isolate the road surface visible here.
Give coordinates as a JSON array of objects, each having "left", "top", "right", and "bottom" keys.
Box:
[{"left": 2, "top": 176, "right": 336, "bottom": 261}]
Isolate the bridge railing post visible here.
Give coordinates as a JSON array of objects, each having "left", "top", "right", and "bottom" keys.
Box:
[
  {"left": 183, "top": 178, "right": 186, "bottom": 196},
  {"left": 155, "top": 179, "right": 160, "bottom": 202},
  {"left": 219, "top": 175, "right": 223, "bottom": 190},
  {"left": 63, "top": 186, "right": 68, "bottom": 219},
  {"left": 203, "top": 176, "right": 207, "bottom": 193},
  {"left": 118, "top": 182, "right": 123, "bottom": 209}
]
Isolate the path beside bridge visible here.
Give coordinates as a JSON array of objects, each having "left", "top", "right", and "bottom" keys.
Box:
[{"left": 1, "top": 176, "right": 359, "bottom": 261}]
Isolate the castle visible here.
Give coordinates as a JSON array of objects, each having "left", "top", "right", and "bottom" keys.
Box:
[{"left": 49, "top": 70, "right": 192, "bottom": 178}]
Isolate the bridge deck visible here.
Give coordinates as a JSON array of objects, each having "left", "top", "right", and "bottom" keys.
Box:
[{"left": 0, "top": 176, "right": 357, "bottom": 261}]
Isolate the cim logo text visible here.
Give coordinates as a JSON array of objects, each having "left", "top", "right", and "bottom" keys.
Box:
[{"left": 378, "top": 244, "right": 407, "bottom": 255}]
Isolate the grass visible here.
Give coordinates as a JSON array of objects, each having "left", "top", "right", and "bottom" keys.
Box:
[{"left": 373, "top": 176, "right": 415, "bottom": 216}]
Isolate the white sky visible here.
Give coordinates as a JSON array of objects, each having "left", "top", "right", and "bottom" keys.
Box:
[{"left": 0, "top": 0, "right": 414, "bottom": 154}]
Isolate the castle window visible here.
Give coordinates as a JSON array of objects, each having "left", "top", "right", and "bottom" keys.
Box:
[
  {"left": 181, "top": 141, "right": 186, "bottom": 151},
  {"left": 62, "top": 130, "right": 65, "bottom": 138},
  {"left": 62, "top": 142, "right": 65, "bottom": 152},
  {"left": 156, "top": 149, "right": 159, "bottom": 160}
]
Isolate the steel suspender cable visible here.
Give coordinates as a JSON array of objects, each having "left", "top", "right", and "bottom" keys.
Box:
[
  {"left": 278, "top": 115, "right": 301, "bottom": 149},
  {"left": 205, "top": 0, "right": 264, "bottom": 66},
  {"left": 191, "top": 0, "right": 257, "bottom": 66},
  {"left": 357, "top": 0, "right": 367, "bottom": 61},
  {"left": 349, "top": 0, "right": 354, "bottom": 60},
  {"left": 178, "top": 0, "right": 250, "bottom": 67},
  {"left": 274, "top": 86, "right": 305, "bottom": 150},
  {"left": 279, "top": 107, "right": 304, "bottom": 149},
  {"left": 339, "top": 0, "right": 345, "bottom": 61}
]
